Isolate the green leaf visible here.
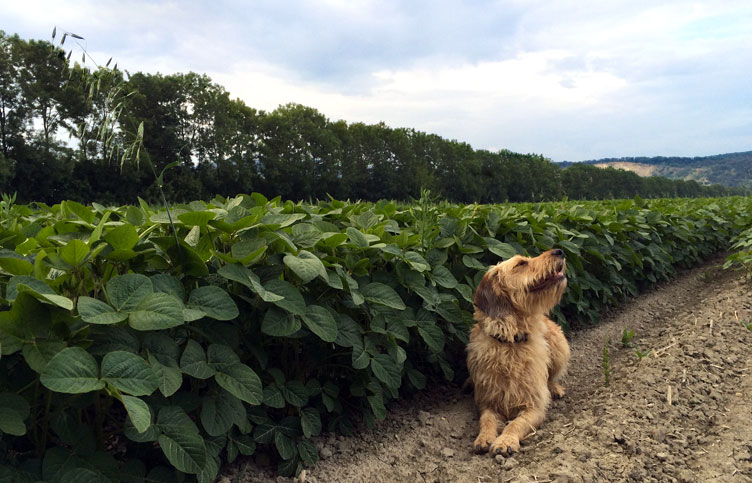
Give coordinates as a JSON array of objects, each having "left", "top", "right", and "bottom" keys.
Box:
[
  {"left": 361, "top": 282, "right": 406, "bottom": 310},
  {"left": 298, "top": 438, "right": 318, "bottom": 466},
  {"left": 128, "top": 293, "right": 184, "bottom": 331},
  {"left": 157, "top": 432, "right": 206, "bottom": 475},
  {"left": 407, "top": 368, "right": 426, "bottom": 390},
  {"left": 6, "top": 275, "right": 54, "bottom": 302},
  {"left": 104, "top": 224, "right": 139, "bottom": 250},
  {"left": 429, "top": 265, "right": 458, "bottom": 288},
  {"left": 121, "top": 395, "right": 152, "bottom": 434},
  {"left": 201, "top": 389, "right": 247, "bottom": 437},
  {"left": 22, "top": 339, "right": 66, "bottom": 373},
  {"left": 215, "top": 363, "right": 262, "bottom": 405},
  {"left": 187, "top": 286, "right": 239, "bottom": 321},
  {"left": 148, "top": 354, "right": 183, "bottom": 397},
  {"left": 0, "top": 392, "right": 30, "bottom": 436},
  {"left": 275, "top": 432, "right": 297, "bottom": 460},
  {"left": 218, "top": 264, "right": 283, "bottom": 302},
  {"left": 64, "top": 200, "right": 95, "bottom": 224},
  {"left": 78, "top": 297, "right": 128, "bottom": 325},
  {"left": 346, "top": 227, "right": 370, "bottom": 248},
  {"left": 0, "top": 253, "right": 33, "bottom": 276},
  {"left": 267, "top": 279, "right": 306, "bottom": 315},
  {"left": 40, "top": 347, "right": 104, "bottom": 394},
  {"left": 367, "top": 394, "right": 386, "bottom": 420},
  {"left": 150, "top": 274, "right": 185, "bottom": 300},
  {"left": 404, "top": 251, "right": 430, "bottom": 272},
  {"left": 370, "top": 354, "right": 402, "bottom": 389},
  {"left": 301, "top": 305, "right": 338, "bottom": 342},
  {"left": 101, "top": 351, "right": 159, "bottom": 396},
  {"left": 263, "top": 385, "right": 286, "bottom": 409},
  {"left": 157, "top": 407, "right": 207, "bottom": 474},
  {"left": 281, "top": 381, "right": 309, "bottom": 407},
  {"left": 206, "top": 344, "right": 241, "bottom": 372},
  {"left": 261, "top": 308, "right": 301, "bottom": 337},
  {"left": 417, "top": 321, "right": 445, "bottom": 353},
  {"left": 16, "top": 283, "right": 74, "bottom": 310},
  {"left": 351, "top": 339, "right": 370, "bottom": 370},
  {"left": 0, "top": 407, "right": 26, "bottom": 436},
  {"left": 108, "top": 274, "right": 153, "bottom": 311},
  {"left": 283, "top": 250, "right": 327, "bottom": 283},
  {"left": 60, "top": 239, "right": 90, "bottom": 267},
  {"left": 260, "top": 213, "right": 306, "bottom": 228},
  {"left": 180, "top": 340, "right": 216, "bottom": 379},
  {"left": 299, "top": 407, "right": 321, "bottom": 438},
  {"left": 178, "top": 211, "right": 216, "bottom": 227},
  {"left": 485, "top": 238, "right": 517, "bottom": 259}
]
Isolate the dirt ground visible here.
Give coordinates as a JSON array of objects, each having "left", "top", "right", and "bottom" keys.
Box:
[{"left": 224, "top": 255, "right": 752, "bottom": 483}]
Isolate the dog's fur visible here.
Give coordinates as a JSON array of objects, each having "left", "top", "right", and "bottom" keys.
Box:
[{"left": 466, "top": 249, "right": 570, "bottom": 456}]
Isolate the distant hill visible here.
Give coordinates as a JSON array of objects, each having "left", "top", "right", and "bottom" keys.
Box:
[{"left": 558, "top": 151, "right": 752, "bottom": 188}]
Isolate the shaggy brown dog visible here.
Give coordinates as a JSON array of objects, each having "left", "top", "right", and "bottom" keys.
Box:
[{"left": 467, "top": 248, "right": 570, "bottom": 456}]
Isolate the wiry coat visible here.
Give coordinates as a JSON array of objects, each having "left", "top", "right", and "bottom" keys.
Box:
[{"left": 466, "top": 249, "right": 570, "bottom": 456}]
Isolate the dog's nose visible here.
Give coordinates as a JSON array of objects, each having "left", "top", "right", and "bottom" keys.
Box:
[{"left": 551, "top": 249, "right": 564, "bottom": 257}]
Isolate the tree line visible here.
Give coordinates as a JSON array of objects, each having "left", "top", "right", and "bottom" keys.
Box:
[{"left": 0, "top": 31, "right": 744, "bottom": 205}]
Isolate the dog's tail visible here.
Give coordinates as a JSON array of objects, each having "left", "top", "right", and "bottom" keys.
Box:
[{"left": 461, "top": 377, "right": 474, "bottom": 394}]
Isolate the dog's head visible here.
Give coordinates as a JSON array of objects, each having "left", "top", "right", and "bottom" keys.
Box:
[{"left": 473, "top": 249, "right": 567, "bottom": 333}]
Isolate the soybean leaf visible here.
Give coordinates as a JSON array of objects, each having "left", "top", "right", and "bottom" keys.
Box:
[
  {"left": 148, "top": 354, "right": 183, "bottom": 397},
  {"left": 108, "top": 274, "right": 153, "bottom": 311},
  {"left": 266, "top": 279, "right": 306, "bottom": 316},
  {"left": 283, "top": 250, "right": 327, "bottom": 283},
  {"left": 180, "top": 340, "right": 216, "bottom": 379},
  {"left": 261, "top": 309, "right": 301, "bottom": 337},
  {"left": 215, "top": 363, "right": 262, "bottom": 405},
  {"left": 361, "top": 282, "right": 406, "bottom": 310},
  {"left": 60, "top": 239, "right": 89, "bottom": 267},
  {"left": 281, "top": 381, "right": 308, "bottom": 407},
  {"left": 101, "top": 351, "right": 159, "bottom": 396},
  {"left": 370, "top": 354, "right": 402, "bottom": 389},
  {"left": 218, "top": 264, "right": 284, "bottom": 302},
  {"left": 121, "top": 395, "right": 152, "bottom": 434},
  {"left": 201, "top": 390, "right": 246, "bottom": 437},
  {"left": 78, "top": 297, "right": 128, "bottom": 325},
  {"left": 301, "top": 305, "right": 338, "bottom": 342},
  {"left": 299, "top": 407, "right": 321, "bottom": 438},
  {"left": 104, "top": 224, "right": 139, "bottom": 251},
  {"left": 40, "top": 347, "right": 104, "bottom": 394},
  {"left": 187, "top": 286, "right": 239, "bottom": 321},
  {"left": 128, "top": 293, "right": 184, "bottom": 331},
  {"left": 298, "top": 438, "right": 318, "bottom": 466}
]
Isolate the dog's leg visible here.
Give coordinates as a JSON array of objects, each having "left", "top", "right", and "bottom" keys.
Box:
[
  {"left": 490, "top": 407, "right": 545, "bottom": 456},
  {"left": 545, "top": 318, "right": 570, "bottom": 399},
  {"left": 473, "top": 409, "right": 500, "bottom": 453}
]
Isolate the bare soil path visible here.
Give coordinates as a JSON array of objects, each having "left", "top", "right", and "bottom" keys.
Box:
[{"left": 225, "top": 255, "right": 752, "bottom": 483}]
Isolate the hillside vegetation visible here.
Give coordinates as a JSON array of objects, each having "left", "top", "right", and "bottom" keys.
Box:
[{"left": 562, "top": 151, "right": 752, "bottom": 188}]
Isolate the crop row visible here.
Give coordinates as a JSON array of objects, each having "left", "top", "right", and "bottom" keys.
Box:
[{"left": 0, "top": 194, "right": 750, "bottom": 481}]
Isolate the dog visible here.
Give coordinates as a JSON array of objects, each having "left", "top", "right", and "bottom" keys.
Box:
[{"left": 466, "top": 248, "right": 570, "bottom": 456}]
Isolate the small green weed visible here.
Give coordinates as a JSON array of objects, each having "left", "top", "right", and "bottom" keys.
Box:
[
  {"left": 621, "top": 328, "right": 635, "bottom": 347},
  {"left": 634, "top": 348, "right": 651, "bottom": 360}
]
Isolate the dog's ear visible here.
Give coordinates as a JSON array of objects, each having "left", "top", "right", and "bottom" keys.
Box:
[{"left": 473, "top": 270, "right": 513, "bottom": 320}]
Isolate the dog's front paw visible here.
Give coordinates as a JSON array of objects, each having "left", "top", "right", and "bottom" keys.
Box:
[
  {"left": 491, "top": 434, "right": 520, "bottom": 456},
  {"left": 473, "top": 435, "right": 494, "bottom": 454},
  {"left": 550, "top": 382, "right": 566, "bottom": 399}
]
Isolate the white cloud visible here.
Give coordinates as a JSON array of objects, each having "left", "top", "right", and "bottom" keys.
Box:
[{"left": 4, "top": 0, "right": 752, "bottom": 160}]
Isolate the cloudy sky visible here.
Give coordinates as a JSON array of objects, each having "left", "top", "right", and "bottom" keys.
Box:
[{"left": 5, "top": 0, "right": 752, "bottom": 161}]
